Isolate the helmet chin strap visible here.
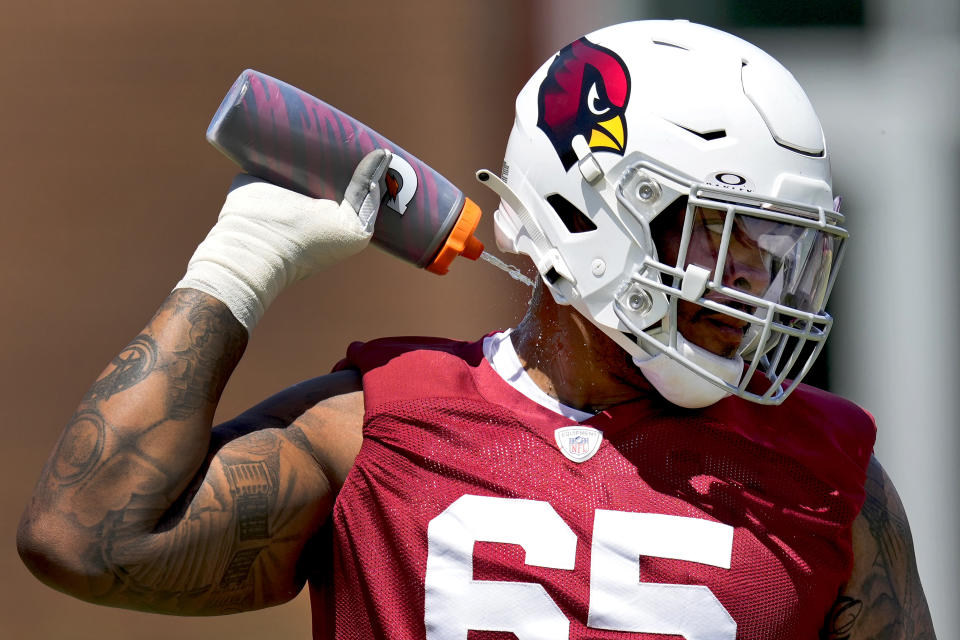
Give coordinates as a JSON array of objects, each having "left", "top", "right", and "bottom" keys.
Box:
[{"left": 631, "top": 327, "right": 743, "bottom": 409}]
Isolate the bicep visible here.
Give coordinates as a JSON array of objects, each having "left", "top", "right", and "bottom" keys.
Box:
[
  {"left": 108, "top": 372, "right": 364, "bottom": 615},
  {"left": 820, "top": 456, "right": 936, "bottom": 639},
  {"left": 108, "top": 426, "right": 333, "bottom": 614}
]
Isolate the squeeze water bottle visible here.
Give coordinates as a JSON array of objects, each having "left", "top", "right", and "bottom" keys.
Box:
[{"left": 206, "top": 69, "right": 484, "bottom": 274}]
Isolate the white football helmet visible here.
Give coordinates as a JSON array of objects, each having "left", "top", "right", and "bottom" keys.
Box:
[{"left": 478, "top": 20, "right": 847, "bottom": 407}]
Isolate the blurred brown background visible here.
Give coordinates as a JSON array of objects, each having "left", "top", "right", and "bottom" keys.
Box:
[
  {"left": 1, "top": 1, "right": 545, "bottom": 637},
  {"left": 3, "top": 1, "right": 957, "bottom": 638}
]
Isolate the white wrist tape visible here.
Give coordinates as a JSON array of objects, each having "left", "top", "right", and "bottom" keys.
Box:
[{"left": 175, "top": 150, "right": 390, "bottom": 331}]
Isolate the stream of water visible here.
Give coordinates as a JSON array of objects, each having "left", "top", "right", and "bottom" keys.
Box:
[{"left": 479, "top": 251, "right": 534, "bottom": 288}]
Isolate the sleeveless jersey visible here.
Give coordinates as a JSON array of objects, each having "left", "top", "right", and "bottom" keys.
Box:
[{"left": 314, "top": 336, "right": 876, "bottom": 639}]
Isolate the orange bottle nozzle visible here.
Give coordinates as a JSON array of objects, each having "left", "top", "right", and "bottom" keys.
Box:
[{"left": 426, "top": 198, "right": 484, "bottom": 275}]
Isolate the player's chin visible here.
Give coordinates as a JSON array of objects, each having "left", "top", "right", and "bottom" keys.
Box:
[
  {"left": 683, "top": 319, "right": 745, "bottom": 359},
  {"left": 675, "top": 302, "right": 748, "bottom": 358}
]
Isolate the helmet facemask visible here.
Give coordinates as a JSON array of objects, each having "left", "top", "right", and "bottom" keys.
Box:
[{"left": 611, "top": 161, "right": 847, "bottom": 405}]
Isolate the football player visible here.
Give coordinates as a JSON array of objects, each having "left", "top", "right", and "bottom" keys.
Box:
[{"left": 18, "top": 20, "right": 935, "bottom": 639}]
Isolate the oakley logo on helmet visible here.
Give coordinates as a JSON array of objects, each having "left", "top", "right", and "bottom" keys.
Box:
[
  {"left": 706, "top": 171, "right": 755, "bottom": 193},
  {"left": 537, "top": 38, "right": 631, "bottom": 171}
]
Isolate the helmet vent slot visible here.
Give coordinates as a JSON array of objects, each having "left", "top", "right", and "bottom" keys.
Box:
[
  {"left": 674, "top": 123, "right": 727, "bottom": 141},
  {"left": 652, "top": 40, "right": 689, "bottom": 51},
  {"left": 544, "top": 267, "right": 562, "bottom": 284},
  {"left": 546, "top": 194, "right": 598, "bottom": 233}
]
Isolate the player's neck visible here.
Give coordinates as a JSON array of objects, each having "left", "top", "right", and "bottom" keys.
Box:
[{"left": 511, "top": 283, "right": 657, "bottom": 413}]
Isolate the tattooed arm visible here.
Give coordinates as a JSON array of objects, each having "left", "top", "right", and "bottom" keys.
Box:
[
  {"left": 820, "top": 456, "right": 936, "bottom": 639},
  {"left": 17, "top": 288, "right": 363, "bottom": 614}
]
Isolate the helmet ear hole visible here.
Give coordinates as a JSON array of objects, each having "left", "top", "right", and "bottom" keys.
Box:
[
  {"left": 544, "top": 266, "right": 562, "bottom": 284},
  {"left": 546, "top": 194, "right": 597, "bottom": 233}
]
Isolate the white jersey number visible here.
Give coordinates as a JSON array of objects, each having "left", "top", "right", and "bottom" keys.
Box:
[{"left": 424, "top": 495, "right": 735, "bottom": 640}]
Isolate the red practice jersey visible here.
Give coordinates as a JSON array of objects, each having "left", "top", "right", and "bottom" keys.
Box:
[{"left": 313, "top": 336, "right": 876, "bottom": 639}]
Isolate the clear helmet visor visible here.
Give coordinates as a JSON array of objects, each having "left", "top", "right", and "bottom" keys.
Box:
[{"left": 679, "top": 205, "right": 841, "bottom": 317}]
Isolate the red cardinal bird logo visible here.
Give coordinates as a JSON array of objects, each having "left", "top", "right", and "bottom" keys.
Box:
[{"left": 537, "top": 38, "right": 631, "bottom": 171}]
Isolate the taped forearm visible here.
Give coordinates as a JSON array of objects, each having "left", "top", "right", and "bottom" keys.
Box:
[{"left": 175, "top": 150, "right": 390, "bottom": 332}]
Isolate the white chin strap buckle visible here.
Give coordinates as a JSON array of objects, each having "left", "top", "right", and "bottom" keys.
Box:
[{"left": 572, "top": 135, "right": 603, "bottom": 184}]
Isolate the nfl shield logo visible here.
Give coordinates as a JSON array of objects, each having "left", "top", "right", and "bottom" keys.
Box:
[
  {"left": 554, "top": 426, "right": 603, "bottom": 463},
  {"left": 569, "top": 435, "right": 589, "bottom": 455}
]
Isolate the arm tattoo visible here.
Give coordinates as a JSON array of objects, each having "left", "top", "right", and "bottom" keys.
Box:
[
  {"left": 23, "top": 290, "right": 337, "bottom": 613},
  {"left": 210, "top": 457, "right": 278, "bottom": 611},
  {"left": 164, "top": 294, "right": 247, "bottom": 420},
  {"left": 84, "top": 428, "right": 316, "bottom": 613},
  {"left": 829, "top": 458, "right": 937, "bottom": 639},
  {"left": 226, "top": 461, "right": 275, "bottom": 541},
  {"left": 50, "top": 409, "right": 106, "bottom": 486},
  {"left": 23, "top": 289, "right": 259, "bottom": 610},
  {"left": 219, "top": 547, "right": 266, "bottom": 590},
  {"left": 862, "top": 463, "right": 923, "bottom": 638},
  {"left": 820, "top": 596, "right": 863, "bottom": 640},
  {"left": 46, "top": 292, "right": 245, "bottom": 493},
  {"left": 84, "top": 335, "right": 158, "bottom": 402}
]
